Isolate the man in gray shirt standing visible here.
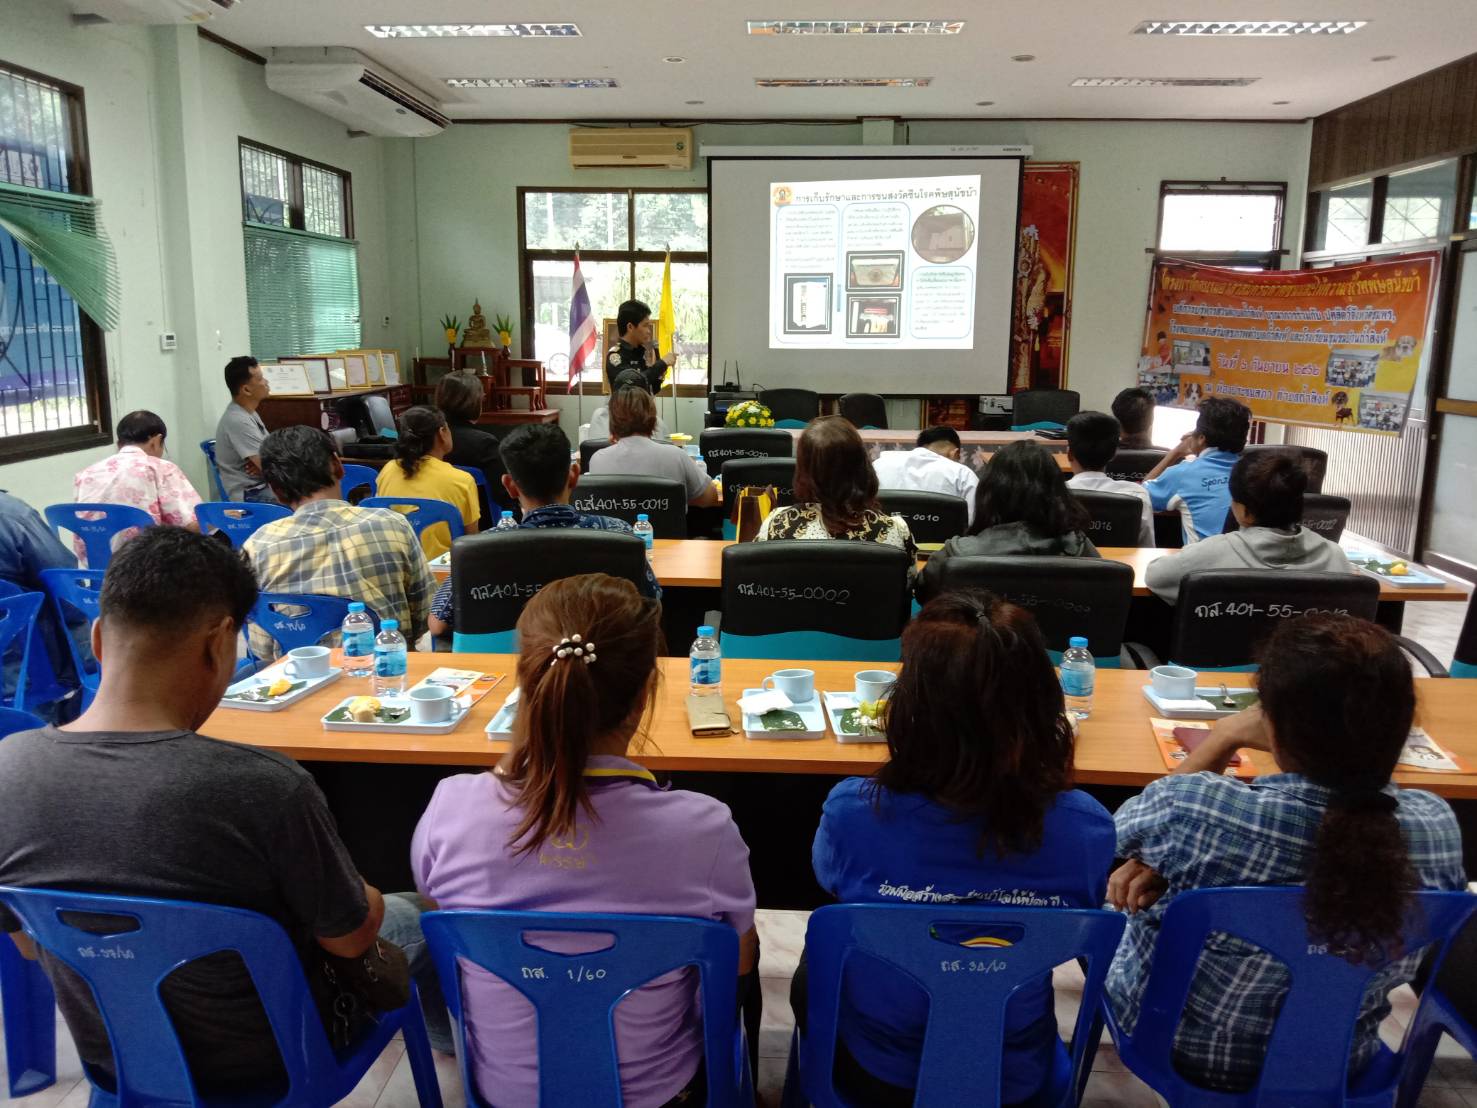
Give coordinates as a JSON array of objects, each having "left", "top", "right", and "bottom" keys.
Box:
[{"left": 214, "top": 355, "right": 275, "bottom": 502}]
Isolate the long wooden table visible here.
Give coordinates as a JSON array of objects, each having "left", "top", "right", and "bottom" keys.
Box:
[{"left": 204, "top": 654, "right": 1477, "bottom": 799}]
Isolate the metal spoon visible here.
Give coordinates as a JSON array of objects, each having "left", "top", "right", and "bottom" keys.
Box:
[{"left": 1219, "top": 683, "right": 1236, "bottom": 708}]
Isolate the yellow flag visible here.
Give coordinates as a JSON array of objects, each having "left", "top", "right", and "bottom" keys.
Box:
[{"left": 658, "top": 250, "right": 675, "bottom": 390}]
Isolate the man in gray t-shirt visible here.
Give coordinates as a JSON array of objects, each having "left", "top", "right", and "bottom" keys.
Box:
[
  {"left": 214, "top": 356, "right": 276, "bottom": 501},
  {"left": 587, "top": 383, "right": 719, "bottom": 506},
  {"left": 0, "top": 528, "right": 389, "bottom": 1094}
]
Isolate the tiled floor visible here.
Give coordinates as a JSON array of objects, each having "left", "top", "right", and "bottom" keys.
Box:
[{"left": 0, "top": 909, "right": 1473, "bottom": 1105}]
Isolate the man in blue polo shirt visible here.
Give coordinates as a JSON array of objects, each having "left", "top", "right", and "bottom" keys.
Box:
[{"left": 1142, "top": 397, "right": 1251, "bottom": 544}]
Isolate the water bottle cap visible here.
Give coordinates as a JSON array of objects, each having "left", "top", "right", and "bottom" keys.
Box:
[
  {"left": 697, "top": 625, "right": 715, "bottom": 638},
  {"left": 637, "top": 513, "right": 650, "bottom": 521},
  {"left": 383, "top": 619, "right": 400, "bottom": 631},
  {"left": 500, "top": 510, "right": 513, "bottom": 518},
  {"left": 347, "top": 602, "right": 365, "bottom": 612},
  {"left": 1069, "top": 636, "right": 1089, "bottom": 649}
]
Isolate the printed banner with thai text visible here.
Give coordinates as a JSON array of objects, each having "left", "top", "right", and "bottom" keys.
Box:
[{"left": 1138, "top": 253, "right": 1440, "bottom": 435}]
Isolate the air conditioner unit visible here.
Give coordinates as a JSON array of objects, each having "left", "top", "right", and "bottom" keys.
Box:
[
  {"left": 68, "top": 0, "right": 237, "bottom": 22},
  {"left": 265, "top": 49, "right": 449, "bottom": 139},
  {"left": 569, "top": 128, "right": 693, "bottom": 170}
]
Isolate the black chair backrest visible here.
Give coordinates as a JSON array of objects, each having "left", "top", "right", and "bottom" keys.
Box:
[
  {"left": 720, "top": 457, "right": 797, "bottom": 508},
  {"left": 925, "top": 556, "right": 1134, "bottom": 661},
  {"left": 838, "top": 392, "right": 888, "bottom": 429},
  {"left": 1013, "top": 388, "right": 1080, "bottom": 427},
  {"left": 451, "top": 529, "right": 649, "bottom": 643},
  {"left": 1104, "top": 448, "right": 1168, "bottom": 483},
  {"left": 699, "top": 428, "right": 794, "bottom": 478},
  {"left": 1073, "top": 490, "right": 1146, "bottom": 548},
  {"left": 1456, "top": 602, "right": 1477, "bottom": 671},
  {"left": 1170, "top": 570, "right": 1380, "bottom": 669},
  {"left": 1221, "top": 493, "right": 1352, "bottom": 543},
  {"left": 570, "top": 475, "right": 687, "bottom": 538},
  {"left": 875, "top": 490, "right": 968, "bottom": 545},
  {"left": 1243, "top": 444, "right": 1328, "bottom": 494},
  {"left": 579, "top": 438, "right": 612, "bottom": 472},
  {"left": 720, "top": 541, "right": 911, "bottom": 643},
  {"left": 758, "top": 388, "right": 821, "bottom": 424}
]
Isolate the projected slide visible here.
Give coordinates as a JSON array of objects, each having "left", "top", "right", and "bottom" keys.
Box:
[{"left": 769, "top": 174, "right": 981, "bottom": 350}]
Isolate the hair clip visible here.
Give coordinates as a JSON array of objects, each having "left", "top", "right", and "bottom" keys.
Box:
[{"left": 549, "top": 633, "right": 598, "bottom": 667}]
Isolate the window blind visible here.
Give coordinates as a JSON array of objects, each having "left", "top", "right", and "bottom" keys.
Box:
[
  {"left": 0, "top": 180, "right": 119, "bottom": 330},
  {"left": 243, "top": 222, "right": 361, "bottom": 358}
]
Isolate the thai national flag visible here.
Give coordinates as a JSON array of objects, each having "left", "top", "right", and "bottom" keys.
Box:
[{"left": 568, "top": 252, "right": 597, "bottom": 381}]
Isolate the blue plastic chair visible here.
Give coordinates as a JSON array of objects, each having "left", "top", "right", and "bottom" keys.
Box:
[
  {"left": 360, "top": 496, "right": 466, "bottom": 554},
  {"left": 0, "top": 582, "right": 72, "bottom": 711},
  {"left": 775, "top": 419, "right": 808, "bottom": 430},
  {"left": 782, "top": 903, "right": 1124, "bottom": 1108},
  {"left": 1104, "top": 886, "right": 1477, "bottom": 1106},
  {"left": 39, "top": 569, "right": 103, "bottom": 710},
  {"left": 422, "top": 909, "right": 751, "bottom": 1107},
  {"left": 194, "top": 501, "right": 291, "bottom": 548},
  {"left": 0, "top": 592, "right": 43, "bottom": 711},
  {"left": 341, "top": 463, "right": 379, "bottom": 503},
  {"left": 44, "top": 503, "right": 154, "bottom": 570},
  {"left": 0, "top": 885, "right": 443, "bottom": 1107},
  {"left": 250, "top": 593, "right": 376, "bottom": 659},
  {"left": 200, "top": 439, "right": 228, "bottom": 501},
  {"left": 1400, "top": 977, "right": 1477, "bottom": 1104},
  {"left": 1011, "top": 421, "right": 1068, "bottom": 432}
]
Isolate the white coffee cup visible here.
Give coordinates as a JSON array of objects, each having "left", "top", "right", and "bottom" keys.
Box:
[
  {"left": 284, "top": 645, "right": 331, "bottom": 680},
  {"left": 762, "top": 668, "right": 815, "bottom": 704},
  {"left": 1150, "top": 665, "right": 1198, "bottom": 701},
  {"left": 854, "top": 670, "right": 896, "bottom": 703},
  {"left": 409, "top": 684, "right": 455, "bottom": 724}
]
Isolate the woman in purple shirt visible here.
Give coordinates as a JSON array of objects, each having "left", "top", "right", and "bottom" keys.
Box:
[{"left": 412, "top": 574, "right": 757, "bottom": 1107}]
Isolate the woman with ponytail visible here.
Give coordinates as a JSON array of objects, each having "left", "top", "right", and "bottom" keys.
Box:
[
  {"left": 411, "top": 574, "right": 757, "bottom": 1107},
  {"left": 1107, "top": 613, "right": 1466, "bottom": 1093},
  {"left": 374, "top": 405, "right": 480, "bottom": 559}
]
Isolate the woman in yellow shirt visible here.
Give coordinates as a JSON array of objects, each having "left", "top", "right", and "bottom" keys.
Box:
[{"left": 375, "top": 405, "right": 481, "bottom": 559}]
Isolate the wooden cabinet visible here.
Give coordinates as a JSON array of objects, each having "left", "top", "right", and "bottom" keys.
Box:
[{"left": 257, "top": 385, "right": 414, "bottom": 433}]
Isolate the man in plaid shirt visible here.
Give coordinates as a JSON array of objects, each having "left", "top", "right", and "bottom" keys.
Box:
[
  {"left": 1106, "top": 617, "right": 1466, "bottom": 1093},
  {"left": 244, "top": 426, "right": 436, "bottom": 660}
]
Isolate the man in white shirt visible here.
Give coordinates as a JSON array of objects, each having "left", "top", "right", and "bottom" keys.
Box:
[
  {"left": 872, "top": 426, "right": 979, "bottom": 526},
  {"left": 1064, "top": 411, "right": 1154, "bottom": 547}
]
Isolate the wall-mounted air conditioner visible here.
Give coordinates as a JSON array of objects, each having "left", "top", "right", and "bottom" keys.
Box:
[
  {"left": 266, "top": 49, "right": 449, "bottom": 139},
  {"left": 569, "top": 128, "right": 694, "bottom": 170},
  {"left": 68, "top": 0, "right": 237, "bottom": 23}
]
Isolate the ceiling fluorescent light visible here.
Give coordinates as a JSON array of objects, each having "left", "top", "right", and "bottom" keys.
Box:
[
  {"left": 1072, "top": 76, "right": 1260, "bottom": 87},
  {"left": 1133, "top": 20, "right": 1366, "bottom": 36},
  {"left": 756, "top": 76, "right": 933, "bottom": 88},
  {"left": 366, "top": 24, "right": 581, "bottom": 38},
  {"left": 747, "top": 20, "right": 964, "bottom": 35},
  {"left": 446, "top": 77, "right": 616, "bottom": 89}
]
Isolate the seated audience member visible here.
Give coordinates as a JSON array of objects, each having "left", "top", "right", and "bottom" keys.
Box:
[
  {"left": 1142, "top": 397, "right": 1251, "bottom": 544},
  {"left": 797, "top": 589, "right": 1113, "bottom": 1106},
  {"left": 589, "top": 385, "right": 719, "bottom": 506},
  {"left": 435, "top": 371, "right": 512, "bottom": 521},
  {"left": 1064, "top": 411, "right": 1153, "bottom": 547},
  {"left": 1112, "top": 386, "right": 1157, "bottom": 450},
  {"left": 1107, "top": 613, "right": 1465, "bottom": 1093},
  {"left": 427, "top": 423, "right": 659, "bottom": 638},
  {"left": 73, "top": 411, "right": 202, "bottom": 556},
  {"left": 413, "top": 574, "right": 756, "bottom": 1107},
  {"left": 871, "top": 425, "right": 980, "bottom": 526},
  {"left": 245, "top": 426, "right": 435, "bottom": 660},
  {"left": 757, "top": 416, "right": 918, "bottom": 562},
  {"left": 588, "top": 370, "right": 671, "bottom": 442},
  {"left": 918, "top": 441, "right": 1097, "bottom": 600},
  {"left": 0, "top": 489, "right": 81, "bottom": 707},
  {"left": 375, "top": 405, "right": 481, "bottom": 560},
  {"left": 213, "top": 355, "right": 276, "bottom": 503},
  {"left": 1145, "top": 450, "right": 1352, "bottom": 604},
  {"left": 0, "top": 527, "right": 451, "bottom": 1095}
]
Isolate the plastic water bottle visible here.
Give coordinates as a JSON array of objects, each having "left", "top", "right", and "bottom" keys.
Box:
[
  {"left": 633, "top": 514, "right": 655, "bottom": 561},
  {"left": 372, "top": 619, "right": 408, "bottom": 696},
  {"left": 341, "top": 601, "right": 375, "bottom": 678},
  {"left": 690, "top": 625, "right": 722, "bottom": 697},
  {"left": 1060, "top": 636, "right": 1095, "bottom": 721},
  {"left": 495, "top": 510, "right": 518, "bottom": 531}
]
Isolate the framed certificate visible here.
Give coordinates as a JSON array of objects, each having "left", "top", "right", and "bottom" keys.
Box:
[
  {"left": 380, "top": 350, "right": 402, "bottom": 386},
  {"left": 261, "top": 361, "right": 314, "bottom": 396},
  {"left": 322, "top": 356, "right": 348, "bottom": 390},
  {"left": 297, "top": 358, "right": 332, "bottom": 393},
  {"left": 343, "top": 353, "right": 369, "bottom": 389},
  {"left": 362, "top": 350, "right": 385, "bottom": 386}
]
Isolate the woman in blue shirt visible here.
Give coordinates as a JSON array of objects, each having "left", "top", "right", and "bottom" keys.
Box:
[{"left": 794, "top": 588, "right": 1115, "bottom": 1105}]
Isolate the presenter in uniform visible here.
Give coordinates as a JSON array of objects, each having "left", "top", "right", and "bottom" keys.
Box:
[{"left": 607, "top": 299, "right": 677, "bottom": 394}]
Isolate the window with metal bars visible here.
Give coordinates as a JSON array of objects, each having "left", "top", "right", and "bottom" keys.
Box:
[
  {"left": 1155, "top": 181, "right": 1287, "bottom": 270},
  {"left": 239, "top": 140, "right": 359, "bottom": 359},
  {"left": 0, "top": 60, "right": 112, "bottom": 463}
]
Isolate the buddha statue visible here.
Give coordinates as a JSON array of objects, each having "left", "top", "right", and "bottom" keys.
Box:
[{"left": 462, "top": 300, "right": 494, "bottom": 347}]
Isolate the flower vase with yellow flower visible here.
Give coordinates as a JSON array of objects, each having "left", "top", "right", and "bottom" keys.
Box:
[{"left": 724, "top": 400, "right": 776, "bottom": 429}]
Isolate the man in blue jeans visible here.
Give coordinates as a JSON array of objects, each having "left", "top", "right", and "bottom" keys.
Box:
[{"left": 1143, "top": 396, "right": 1251, "bottom": 544}]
